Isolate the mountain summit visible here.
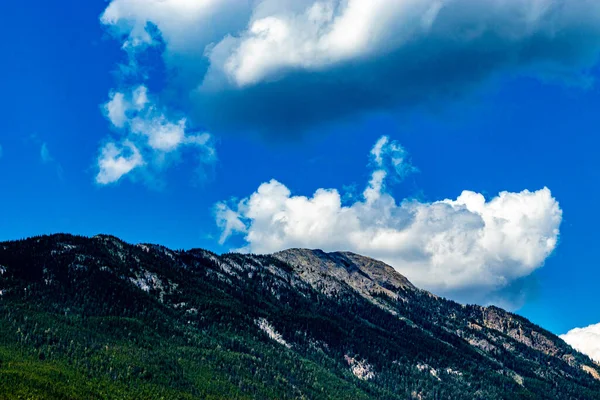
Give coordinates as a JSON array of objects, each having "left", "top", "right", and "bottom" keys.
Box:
[{"left": 0, "top": 234, "right": 598, "bottom": 399}]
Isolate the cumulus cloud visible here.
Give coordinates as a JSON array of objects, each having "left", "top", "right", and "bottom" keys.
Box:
[
  {"left": 561, "top": 323, "right": 600, "bottom": 363},
  {"left": 101, "top": 0, "right": 600, "bottom": 134},
  {"left": 96, "top": 86, "right": 216, "bottom": 185},
  {"left": 215, "top": 136, "right": 562, "bottom": 303}
]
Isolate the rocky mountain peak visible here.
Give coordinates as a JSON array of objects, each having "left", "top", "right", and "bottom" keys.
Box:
[{"left": 273, "top": 248, "right": 415, "bottom": 302}]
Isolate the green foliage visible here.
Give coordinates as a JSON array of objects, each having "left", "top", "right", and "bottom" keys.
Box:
[{"left": 0, "top": 234, "right": 599, "bottom": 399}]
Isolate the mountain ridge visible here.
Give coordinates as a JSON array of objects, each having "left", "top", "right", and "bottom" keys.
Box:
[{"left": 0, "top": 233, "right": 598, "bottom": 399}]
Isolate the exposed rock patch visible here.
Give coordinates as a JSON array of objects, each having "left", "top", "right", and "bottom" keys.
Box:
[
  {"left": 583, "top": 365, "right": 600, "bottom": 381},
  {"left": 345, "top": 355, "right": 375, "bottom": 381},
  {"left": 256, "top": 318, "right": 291, "bottom": 348}
]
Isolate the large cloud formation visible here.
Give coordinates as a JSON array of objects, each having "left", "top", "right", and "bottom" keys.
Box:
[
  {"left": 101, "top": 0, "right": 600, "bottom": 133},
  {"left": 216, "top": 136, "right": 562, "bottom": 303},
  {"left": 561, "top": 323, "right": 600, "bottom": 363}
]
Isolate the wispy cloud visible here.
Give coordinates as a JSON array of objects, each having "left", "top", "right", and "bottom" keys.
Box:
[
  {"left": 28, "top": 136, "right": 64, "bottom": 180},
  {"left": 40, "top": 143, "right": 53, "bottom": 163},
  {"left": 95, "top": 86, "right": 216, "bottom": 185}
]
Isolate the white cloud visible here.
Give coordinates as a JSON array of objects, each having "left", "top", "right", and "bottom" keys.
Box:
[
  {"left": 561, "top": 323, "right": 600, "bottom": 363},
  {"left": 0, "top": 144, "right": 3, "bottom": 159},
  {"left": 96, "top": 85, "right": 216, "bottom": 185},
  {"left": 206, "top": 0, "right": 600, "bottom": 87},
  {"left": 96, "top": 141, "right": 144, "bottom": 185},
  {"left": 101, "top": 0, "right": 600, "bottom": 133},
  {"left": 216, "top": 136, "right": 562, "bottom": 302},
  {"left": 105, "top": 92, "right": 129, "bottom": 128},
  {"left": 216, "top": 202, "right": 248, "bottom": 245}
]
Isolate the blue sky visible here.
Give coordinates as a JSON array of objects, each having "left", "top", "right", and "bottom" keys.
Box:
[{"left": 2, "top": 0, "right": 600, "bottom": 343}]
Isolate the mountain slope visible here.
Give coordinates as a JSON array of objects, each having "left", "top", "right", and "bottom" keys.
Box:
[{"left": 0, "top": 234, "right": 598, "bottom": 399}]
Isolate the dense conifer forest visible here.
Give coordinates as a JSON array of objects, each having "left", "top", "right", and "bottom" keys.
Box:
[{"left": 0, "top": 234, "right": 598, "bottom": 399}]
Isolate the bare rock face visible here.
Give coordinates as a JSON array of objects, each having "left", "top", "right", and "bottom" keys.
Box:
[
  {"left": 479, "top": 306, "right": 563, "bottom": 357},
  {"left": 273, "top": 249, "right": 414, "bottom": 301},
  {"left": 583, "top": 365, "right": 600, "bottom": 381},
  {"left": 344, "top": 354, "right": 375, "bottom": 381}
]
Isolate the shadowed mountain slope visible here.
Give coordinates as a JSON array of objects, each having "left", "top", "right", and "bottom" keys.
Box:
[{"left": 0, "top": 234, "right": 598, "bottom": 399}]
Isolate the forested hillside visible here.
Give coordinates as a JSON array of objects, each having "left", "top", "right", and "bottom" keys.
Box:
[{"left": 0, "top": 234, "right": 598, "bottom": 399}]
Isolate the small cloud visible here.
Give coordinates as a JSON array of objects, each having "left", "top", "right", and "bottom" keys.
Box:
[
  {"left": 96, "top": 140, "right": 145, "bottom": 185},
  {"left": 0, "top": 144, "right": 3, "bottom": 159},
  {"left": 215, "top": 202, "right": 247, "bottom": 245},
  {"left": 105, "top": 91, "right": 129, "bottom": 128},
  {"left": 29, "top": 138, "right": 64, "bottom": 180},
  {"left": 40, "top": 143, "right": 53, "bottom": 163},
  {"left": 370, "top": 135, "right": 418, "bottom": 181},
  {"left": 96, "top": 85, "right": 217, "bottom": 185}
]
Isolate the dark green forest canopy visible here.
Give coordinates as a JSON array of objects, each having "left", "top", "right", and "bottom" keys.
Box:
[{"left": 0, "top": 234, "right": 598, "bottom": 399}]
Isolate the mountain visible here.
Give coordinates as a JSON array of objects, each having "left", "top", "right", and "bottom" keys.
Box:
[{"left": 0, "top": 234, "right": 598, "bottom": 399}]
